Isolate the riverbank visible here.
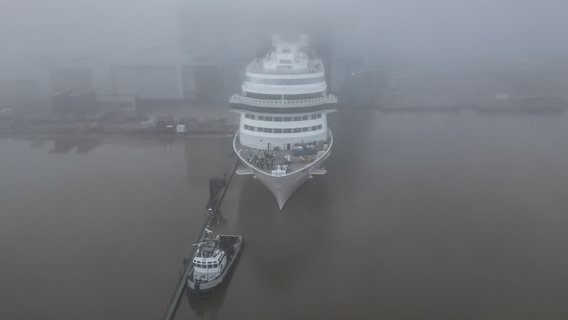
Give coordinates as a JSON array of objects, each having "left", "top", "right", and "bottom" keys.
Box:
[
  {"left": 0, "top": 103, "right": 238, "bottom": 136},
  {"left": 338, "top": 95, "right": 568, "bottom": 114}
]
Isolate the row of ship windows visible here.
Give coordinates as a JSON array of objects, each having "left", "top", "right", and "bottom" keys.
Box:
[
  {"left": 243, "top": 124, "right": 323, "bottom": 133},
  {"left": 245, "top": 76, "right": 325, "bottom": 85},
  {"left": 195, "top": 263, "right": 218, "bottom": 269},
  {"left": 244, "top": 113, "right": 322, "bottom": 121},
  {"left": 245, "top": 92, "right": 324, "bottom": 100}
]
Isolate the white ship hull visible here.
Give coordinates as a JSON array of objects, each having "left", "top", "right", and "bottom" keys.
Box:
[
  {"left": 231, "top": 35, "right": 336, "bottom": 209},
  {"left": 233, "top": 130, "right": 332, "bottom": 209}
]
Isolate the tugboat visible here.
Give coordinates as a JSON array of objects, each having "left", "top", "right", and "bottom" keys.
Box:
[{"left": 187, "top": 234, "right": 243, "bottom": 294}]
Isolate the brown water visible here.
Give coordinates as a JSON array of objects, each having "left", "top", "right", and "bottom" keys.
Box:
[{"left": 1, "top": 110, "right": 568, "bottom": 319}]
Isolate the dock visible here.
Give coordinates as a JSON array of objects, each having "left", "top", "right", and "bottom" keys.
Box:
[{"left": 161, "top": 154, "right": 239, "bottom": 320}]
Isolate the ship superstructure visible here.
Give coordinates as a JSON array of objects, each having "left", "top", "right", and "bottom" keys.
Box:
[
  {"left": 187, "top": 234, "right": 243, "bottom": 293},
  {"left": 230, "top": 34, "right": 337, "bottom": 209}
]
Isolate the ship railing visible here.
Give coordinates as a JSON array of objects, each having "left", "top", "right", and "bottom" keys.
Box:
[
  {"left": 242, "top": 82, "right": 326, "bottom": 91},
  {"left": 246, "top": 61, "right": 324, "bottom": 75},
  {"left": 229, "top": 94, "right": 337, "bottom": 108},
  {"left": 233, "top": 130, "right": 334, "bottom": 177}
]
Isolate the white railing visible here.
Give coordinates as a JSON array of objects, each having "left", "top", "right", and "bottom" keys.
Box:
[
  {"left": 232, "top": 130, "right": 334, "bottom": 177},
  {"left": 230, "top": 94, "right": 337, "bottom": 108},
  {"left": 242, "top": 82, "right": 327, "bottom": 91},
  {"left": 246, "top": 60, "right": 324, "bottom": 75}
]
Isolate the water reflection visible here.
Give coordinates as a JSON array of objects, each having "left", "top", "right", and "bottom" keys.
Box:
[
  {"left": 29, "top": 139, "right": 46, "bottom": 150},
  {"left": 158, "top": 136, "right": 176, "bottom": 155},
  {"left": 184, "top": 135, "right": 234, "bottom": 184},
  {"left": 237, "top": 176, "right": 332, "bottom": 287},
  {"left": 48, "top": 136, "right": 103, "bottom": 154}
]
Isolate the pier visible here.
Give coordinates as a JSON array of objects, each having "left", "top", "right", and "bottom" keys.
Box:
[{"left": 161, "top": 153, "right": 239, "bottom": 320}]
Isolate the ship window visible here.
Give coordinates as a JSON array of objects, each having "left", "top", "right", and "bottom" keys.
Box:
[
  {"left": 265, "top": 128, "right": 273, "bottom": 133},
  {"left": 249, "top": 126, "right": 255, "bottom": 131},
  {"left": 279, "top": 59, "right": 292, "bottom": 64},
  {"left": 283, "top": 129, "right": 291, "bottom": 133},
  {"left": 311, "top": 126, "right": 318, "bottom": 131},
  {"left": 302, "top": 127, "right": 309, "bottom": 132},
  {"left": 274, "top": 117, "right": 282, "bottom": 122},
  {"left": 293, "top": 128, "right": 301, "bottom": 133},
  {"left": 244, "top": 124, "right": 250, "bottom": 130},
  {"left": 281, "top": 48, "right": 291, "bottom": 53},
  {"left": 302, "top": 115, "right": 308, "bottom": 120},
  {"left": 274, "top": 128, "right": 282, "bottom": 133},
  {"left": 317, "top": 114, "right": 322, "bottom": 118},
  {"left": 284, "top": 117, "right": 291, "bottom": 121},
  {"left": 258, "top": 116, "right": 264, "bottom": 120},
  {"left": 311, "top": 114, "right": 317, "bottom": 120},
  {"left": 250, "top": 115, "right": 256, "bottom": 120},
  {"left": 293, "top": 116, "right": 301, "bottom": 121},
  {"left": 265, "top": 116, "right": 272, "bottom": 121},
  {"left": 317, "top": 124, "right": 322, "bottom": 129},
  {"left": 245, "top": 114, "right": 250, "bottom": 119},
  {"left": 246, "top": 76, "right": 325, "bottom": 85}
]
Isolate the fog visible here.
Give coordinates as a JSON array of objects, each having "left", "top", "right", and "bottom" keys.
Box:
[
  {"left": 2, "top": 0, "right": 568, "bottom": 65},
  {"left": 3, "top": 1, "right": 568, "bottom": 319},
  {"left": 1, "top": 0, "right": 179, "bottom": 67}
]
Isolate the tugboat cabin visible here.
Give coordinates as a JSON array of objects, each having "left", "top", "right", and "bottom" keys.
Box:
[{"left": 192, "top": 241, "right": 227, "bottom": 282}]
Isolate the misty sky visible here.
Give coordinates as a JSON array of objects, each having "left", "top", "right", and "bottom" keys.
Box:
[{"left": 1, "top": 0, "right": 568, "bottom": 66}]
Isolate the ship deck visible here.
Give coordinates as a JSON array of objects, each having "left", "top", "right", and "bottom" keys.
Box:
[{"left": 234, "top": 133, "right": 332, "bottom": 176}]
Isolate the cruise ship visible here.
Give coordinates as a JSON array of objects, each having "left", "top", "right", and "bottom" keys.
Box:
[{"left": 230, "top": 34, "right": 337, "bottom": 209}]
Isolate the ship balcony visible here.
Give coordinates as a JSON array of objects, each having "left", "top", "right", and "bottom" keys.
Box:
[
  {"left": 229, "top": 94, "right": 337, "bottom": 108},
  {"left": 242, "top": 81, "right": 327, "bottom": 94},
  {"left": 246, "top": 60, "right": 324, "bottom": 75}
]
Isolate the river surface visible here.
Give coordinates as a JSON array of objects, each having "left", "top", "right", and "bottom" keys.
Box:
[{"left": 1, "top": 109, "right": 568, "bottom": 319}]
